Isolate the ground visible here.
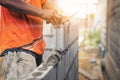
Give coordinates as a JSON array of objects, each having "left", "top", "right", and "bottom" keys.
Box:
[{"left": 78, "top": 48, "right": 104, "bottom": 80}]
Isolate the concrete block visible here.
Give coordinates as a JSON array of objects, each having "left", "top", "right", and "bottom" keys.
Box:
[
  {"left": 73, "top": 41, "right": 79, "bottom": 59},
  {"left": 56, "top": 26, "right": 65, "bottom": 49},
  {"left": 74, "top": 67, "right": 78, "bottom": 80},
  {"left": 56, "top": 57, "right": 65, "bottom": 80},
  {"left": 26, "top": 64, "right": 56, "bottom": 80},
  {"left": 71, "top": 65, "right": 75, "bottom": 80},
  {"left": 68, "top": 68, "right": 73, "bottom": 80},
  {"left": 64, "top": 51, "right": 70, "bottom": 77},
  {"left": 43, "top": 24, "right": 54, "bottom": 35},
  {"left": 64, "top": 23, "right": 70, "bottom": 49},
  {"left": 43, "top": 66, "right": 56, "bottom": 80},
  {"left": 68, "top": 19, "right": 79, "bottom": 44},
  {"left": 44, "top": 36, "right": 56, "bottom": 49},
  {"left": 69, "top": 50, "right": 73, "bottom": 68}
]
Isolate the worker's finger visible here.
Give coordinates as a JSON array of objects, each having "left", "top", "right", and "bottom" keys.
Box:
[
  {"left": 46, "top": 20, "right": 51, "bottom": 24},
  {"left": 46, "top": 20, "right": 60, "bottom": 28},
  {"left": 53, "top": 11, "right": 63, "bottom": 24}
]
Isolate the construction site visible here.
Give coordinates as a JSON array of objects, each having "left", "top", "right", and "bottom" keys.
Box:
[{"left": 0, "top": 0, "right": 120, "bottom": 80}]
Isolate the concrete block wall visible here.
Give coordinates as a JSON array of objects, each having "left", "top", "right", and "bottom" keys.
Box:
[
  {"left": 105, "top": 0, "right": 120, "bottom": 79},
  {"left": 26, "top": 18, "right": 79, "bottom": 80}
]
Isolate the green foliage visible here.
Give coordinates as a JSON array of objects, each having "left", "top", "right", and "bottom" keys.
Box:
[{"left": 83, "top": 29, "right": 101, "bottom": 48}]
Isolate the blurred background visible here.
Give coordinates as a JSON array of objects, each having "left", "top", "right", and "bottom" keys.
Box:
[{"left": 56, "top": 0, "right": 107, "bottom": 80}]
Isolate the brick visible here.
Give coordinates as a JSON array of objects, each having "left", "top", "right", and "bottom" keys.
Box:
[
  {"left": 43, "top": 66, "right": 56, "bottom": 80},
  {"left": 63, "top": 51, "right": 69, "bottom": 77},
  {"left": 56, "top": 26, "right": 65, "bottom": 49},
  {"left": 56, "top": 58, "right": 65, "bottom": 80},
  {"left": 44, "top": 36, "right": 56, "bottom": 49},
  {"left": 43, "top": 24, "right": 55, "bottom": 35}
]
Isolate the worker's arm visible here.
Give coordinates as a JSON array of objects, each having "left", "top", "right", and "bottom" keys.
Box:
[{"left": 0, "top": 0, "right": 57, "bottom": 21}]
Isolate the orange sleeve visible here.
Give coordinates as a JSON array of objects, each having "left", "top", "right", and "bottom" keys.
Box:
[{"left": 41, "top": 0, "right": 46, "bottom": 5}]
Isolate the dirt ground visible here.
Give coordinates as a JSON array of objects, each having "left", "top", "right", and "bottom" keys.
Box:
[{"left": 78, "top": 48, "right": 104, "bottom": 80}]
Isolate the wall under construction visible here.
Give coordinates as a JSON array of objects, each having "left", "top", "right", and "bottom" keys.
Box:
[{"left": 26, "top": 18, "right": 79, "bottom": 80}]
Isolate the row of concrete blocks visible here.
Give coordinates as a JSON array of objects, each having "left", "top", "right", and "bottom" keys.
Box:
[
  {"left": 26, "top": 40, "right": 78, "bottom": 80},
  {"left": 26, "top": 18, "right": 79, "bottom": 80},
  {"left": 43, "top": 18, "right": 79, "bottom": 49}
]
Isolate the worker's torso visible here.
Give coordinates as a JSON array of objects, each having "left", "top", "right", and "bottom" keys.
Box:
[{"left": 0, "top": 0, "right": 46, "bottom": 55}]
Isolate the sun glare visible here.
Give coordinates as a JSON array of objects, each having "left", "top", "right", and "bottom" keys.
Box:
[{"left": 57, "top": 0, "right": 99, "bottom": 18}]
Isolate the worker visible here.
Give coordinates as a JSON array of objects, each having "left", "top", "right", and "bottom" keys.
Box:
[{"left": 0, "top": 0, "right": 65, "bottom": 79}]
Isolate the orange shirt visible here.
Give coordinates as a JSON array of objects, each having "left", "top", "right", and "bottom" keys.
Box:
[{"left": 0, "top": 0, "right": 46, "bottom": 55}]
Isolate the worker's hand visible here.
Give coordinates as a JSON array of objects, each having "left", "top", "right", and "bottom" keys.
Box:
[
  {"left": 42, "top": 9, "right": 61, "bottom": 22},
  {"left": 42, "top": 9, "right": 68, "bottom": 28},
  {"left": 52, "top": 15, "right": 70, "bottom": 29},
  {"left": 53, "top": 15, "right": 70, "bottom": 28}
]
